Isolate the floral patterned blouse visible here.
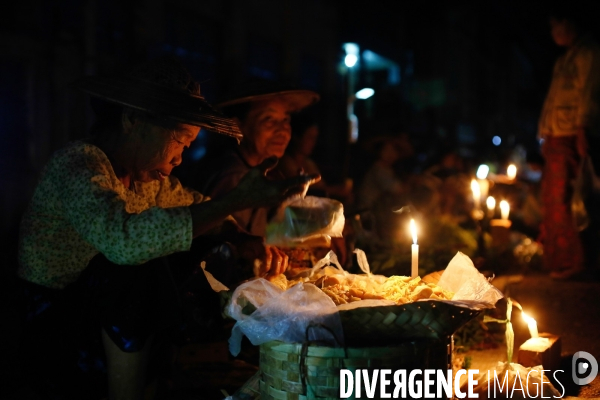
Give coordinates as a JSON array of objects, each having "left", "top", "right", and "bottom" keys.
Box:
[{"left": 18, "top": 141, "right": 207, "bottom": 289}]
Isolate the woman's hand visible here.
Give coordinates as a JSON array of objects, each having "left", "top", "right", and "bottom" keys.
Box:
[
  {"left": 234, "top": 234, "right": 289, "bottom": 278},
  {"left": 254, "top": 245, "right": 289, "bottom": 279},
  {"left": 189, "top": 157, "right": 319, "bottom": 238},
  {"left": 231, "top": 157, "right": 320, "bottom": 210}
]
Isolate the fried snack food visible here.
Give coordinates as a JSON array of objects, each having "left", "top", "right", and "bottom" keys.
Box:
[{"left": 273, "top": 271, "right": 454, "bottom": 306}]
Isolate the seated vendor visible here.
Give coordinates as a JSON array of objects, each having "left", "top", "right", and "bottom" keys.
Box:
[
  {"left": 16, "top": 57, "right": 318, "bottom": 400},
  {"left": 191, "top": 80, "right": 320, "bottom": 268}
]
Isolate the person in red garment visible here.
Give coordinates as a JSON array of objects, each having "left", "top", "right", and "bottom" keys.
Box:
[{"left": 538, "top": 8, "right": 600, "bottom": 279}]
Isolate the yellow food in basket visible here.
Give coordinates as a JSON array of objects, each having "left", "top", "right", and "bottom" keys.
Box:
[{"left": 276, "top": 272, "right": 454, "bottom": 306}]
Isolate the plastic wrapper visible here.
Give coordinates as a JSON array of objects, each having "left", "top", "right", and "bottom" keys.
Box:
[
  {"left": 227, "top": 279, "right": 343, "bottom": 357},
  {"left": 265, "top": 196, "right": 344, "bottom": 247}
]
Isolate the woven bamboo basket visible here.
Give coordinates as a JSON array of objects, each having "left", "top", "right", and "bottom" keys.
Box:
[
  {"left": 339, "top": 300, "right": 479, "bottom": 346},
  {"left": 259, "top": 339, "right": 451, "bottom": 400},
  {"left": 338, "top": 270, "right": 480, "bottom": 346}
]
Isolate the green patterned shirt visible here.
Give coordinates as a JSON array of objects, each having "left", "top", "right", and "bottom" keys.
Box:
[{"left": 18, "top": 141, "right": 206, "bottom": 289}]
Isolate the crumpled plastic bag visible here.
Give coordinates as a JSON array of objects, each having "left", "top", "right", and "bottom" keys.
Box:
[
  {"left": 462, "top": 362, "right": 562, "bottom": 399},
  {"left": 266, "top": 196, "right": 345, "bottom": 247},
  {"left": 437, "top": 251, "right": 504, "bottom": 309},
  {"left": 227, "top": 278, "right": 344, "bottom": 356}
]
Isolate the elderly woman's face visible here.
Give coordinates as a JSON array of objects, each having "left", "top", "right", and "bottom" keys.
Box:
[
  {"left": 130, "top": 121, "right": 199, "bottom": 182},
  {"left": 240, "top": 99, "right": 292, "bottom": 160}
]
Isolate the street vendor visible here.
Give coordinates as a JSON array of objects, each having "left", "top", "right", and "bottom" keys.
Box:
[
  {"left": 190, "top": 80, "right": 320, "bottom": 269},
  {"left": 16, "top": 57, "right": 318, "bottom": 400}
]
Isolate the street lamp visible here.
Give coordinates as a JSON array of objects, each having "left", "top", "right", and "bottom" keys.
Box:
[
  {"left": 348, "top": 88, "right": 375, "bottom": 143},
  {"left": 343, "top": 43, "right": 360, "bottom": 68}
]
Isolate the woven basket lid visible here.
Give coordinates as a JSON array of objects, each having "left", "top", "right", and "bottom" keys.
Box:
[{"left": 76, "top": 57, "right": 242, "bottom": 141}]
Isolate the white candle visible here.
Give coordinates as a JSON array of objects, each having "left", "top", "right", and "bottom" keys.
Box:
[
  {"left": 471, "top": 179, "right": 481, "bottom": 210},
  {"left": 522, "top": 312, "right": 539, "bottom": 338},
  {"left": 410, "top": 219, "right": 418, "bottom": 278},
  {"left": 478, "top": 179, "right": 489, "bottom": 204},
  {"left": 486, "top": 196, "right": 496, "bottom": 218},
  {"left": 500, "top": 200, "right": 510, "bottom": 220},
  {"left": 507, "top": 164, "right": 517, "bottom": 180}
]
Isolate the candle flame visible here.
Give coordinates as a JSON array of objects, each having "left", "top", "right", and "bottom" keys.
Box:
[
  {"left": 500, "top": 200, "right": 510, "bottom": 220},
  {"left": 507, "top": 164, "right": 517, "bottom": 180},
  {"left": 522, "top": 311, "right": 539, "bottom": 338},
  {"left": 522, "top": 312, "right": 534, "bottom": 324},
  {"left": 471, "top": 179, "right": 480, "bottom": 196},
  {"left": 410, "top": 219, "right": 417, "bottom": 244},
  {"left": 486, "top": 196, "right": 496, "bottom": 211}
]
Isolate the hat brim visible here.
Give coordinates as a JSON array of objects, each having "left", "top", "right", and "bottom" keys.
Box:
[
  {"left": 77, "top": 76, "right": 243, "bottom": 141},
  {"left": 216, "top": 90, "right": 320, "bottom": 111}
]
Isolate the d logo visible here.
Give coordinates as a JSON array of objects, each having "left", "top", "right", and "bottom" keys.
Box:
[{"left": 572, "top": 351, "right": 598, "bottom": 385}]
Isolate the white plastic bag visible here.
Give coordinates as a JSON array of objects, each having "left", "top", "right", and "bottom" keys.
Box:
[
  {"left": 227, "top": 278, "right": 344, "bottom": 356},
  {"left": 266, "top": 196, "right": 345, "bottom": 247}
]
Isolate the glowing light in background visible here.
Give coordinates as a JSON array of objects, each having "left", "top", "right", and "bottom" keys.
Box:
[
  {"left": 344, "top": 54, "right": 358, "bottom": 68},
  {"left": 507, "top": 164, "right": 517, "bottom": 180},
  {"left": 476, "top": 164, "right": 490, "bottom": 179},
  {"left": 500, "top": 200, "right": 510, "bottom": 220},
  {"left": 492, "top": 136, "right": 502, "bottom": 146},
  {"left": 486, "top": 196, "right": 496, "bottom": 212},
  {"left": 355, "top": 88, "right": 374, "bottom": 99},
  {"left": 343, "top": 43, "right": 360, "bottom": 68}
]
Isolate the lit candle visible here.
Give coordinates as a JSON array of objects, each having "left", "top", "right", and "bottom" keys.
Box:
[
  {"left": 471, "top": 179, "right": 481, "bottom": 210},
  {"left": 410, "top": 219, "right": 418, "bottom": 278},
  {"left": 500, "top": 200, "right": 510, "bottom": 220},
  {"left": 507, "top": 164, "right": 517, "bottom": 180},
  {"left": 522, "top": 312, "right": 539, "bottom": 338},
  {"left": 486, "top": 196, "right": 496, "bottom": 218},
  {"left": 478, "top": 179, "right": 489, "bottom": 204},
  {"left": 475, "top": 165, "right": 490, "bottom": 206}
]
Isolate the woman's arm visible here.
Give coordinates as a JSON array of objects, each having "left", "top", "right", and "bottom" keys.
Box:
[{"left": 189, "top": 157, "right": 319, "bottom": 237}]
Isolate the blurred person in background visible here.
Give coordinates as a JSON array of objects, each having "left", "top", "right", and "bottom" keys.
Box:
[
  {"left": 538, "top": 6, "right": 600, "bottom": 279},
  {"left": 277, "top": 110, "right": 353, "bottom": 203},
  {"left": 357, "top": 134, "right": 414, "bottom": 242}
]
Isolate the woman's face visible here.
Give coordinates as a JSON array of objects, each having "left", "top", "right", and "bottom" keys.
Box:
[
  {"left": 239, "top": 98, "right": 292, "bottom": 161},
  {"left": 129, "top": 121, "right": 199, "bottom": 183},
  {"left": 550, "top": 17, "right": 578, "bottom": 47}
]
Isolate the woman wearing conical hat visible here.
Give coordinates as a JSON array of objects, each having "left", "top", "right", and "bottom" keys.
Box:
[{"left": 16, "top": 57, "right": 317, "bottom": 399}]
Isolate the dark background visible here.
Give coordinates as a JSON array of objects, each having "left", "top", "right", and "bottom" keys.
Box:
[{"left": 1, "top": 0, "right": 594, "bottom": 271}]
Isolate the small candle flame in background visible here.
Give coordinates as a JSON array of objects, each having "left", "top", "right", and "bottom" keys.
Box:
[
  {"left": 471, "top": 179, "right": 481, "bottom": 209},
  {"left": 486, "top": 196, "right": 496, "bottom": 212},
  {"left": 500, "top": 200, "right": 510, "bottom": 220},
  {"left": 410, "top": 218, "right": 417, "bottom": 244},
  {"left": 522, "top": 312, "right": 539, "bottom": 338},
  {"left": 507, "top": 164, "right": 517, "bottom": 180},
  {"left": 486, "top": 196, "right": 496, "bottom": 217}
]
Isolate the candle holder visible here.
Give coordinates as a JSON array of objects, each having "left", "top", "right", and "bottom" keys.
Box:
[
  {"left": 517, "top": 333, "right": 562, "bottom": 373},
  {"left": 490, "top": 218, "right": 512, "bottom": 252}
]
